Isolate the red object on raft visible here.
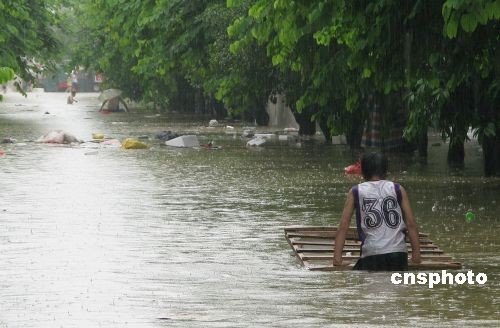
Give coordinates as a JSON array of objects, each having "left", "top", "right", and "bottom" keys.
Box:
[{"left": 344, "top": 161, "right": 361, "bottom": 175}]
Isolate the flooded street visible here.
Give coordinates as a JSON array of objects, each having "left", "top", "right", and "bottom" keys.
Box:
[{"left": 0, "top": 91, "right": 498, "bottom": 327}]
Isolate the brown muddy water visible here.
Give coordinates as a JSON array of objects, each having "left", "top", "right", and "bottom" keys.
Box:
[{"left": 0, "top": 91, "right": 498, "bottom": 327}]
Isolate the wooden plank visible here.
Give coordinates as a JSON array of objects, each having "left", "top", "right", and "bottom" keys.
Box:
[
  {"left": 308, "top": 261, "right": 462, "bottom": 271},
  {"left": 288, "top": 239, "right": 361, "bottom": 246},
  {"left": 291, "top": 240, "right": 439, "bottom": 249},
  {"left": 295, "top": 247, "right": 444, "bottom": 254},
  {"left": 284, "top": 226, "right": 461, "bottom": 271},
  {"left": 284, "top": 226, "right": 429, "bottom": 238},
  {"left": 287, "top": 236, "right": 435, "bottom": 246},
  {"left": 284, "top": 226, "right": 353, "bottom": 232},
  {"left": 299, "top": 253, "right": 454, "bottom": 262},
  {"left": 287, "top": 234, "right": 435, "bottom": 245},
  {"left": 286, "top": 232, "right": 358, "bottom": 239},
  {"left": 286, "top": 233, "right": 430, "bottom": 242}
]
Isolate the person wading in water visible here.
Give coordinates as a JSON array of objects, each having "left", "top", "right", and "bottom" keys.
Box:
[{"left": 334, "top": 152, "right": 421, "bottom": 271}]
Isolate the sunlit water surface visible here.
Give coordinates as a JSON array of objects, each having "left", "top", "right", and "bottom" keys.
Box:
[{"left": 0, "top": 92, "right": 498, "bottom": 327}]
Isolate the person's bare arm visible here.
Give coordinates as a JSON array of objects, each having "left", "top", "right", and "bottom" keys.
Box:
[
  {"left": 400, "top": 186, "right": 421, "bottom": 264},
  {"left": 333, "top": 189, "right": 355, "bottom": 266}
]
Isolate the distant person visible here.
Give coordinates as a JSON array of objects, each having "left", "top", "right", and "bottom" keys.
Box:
[
  {"left": 71, "top": 70, "right": 78, "bottom": 94},
  {"left": 67, "top": 93, "right": 77, "bottom": 104},
  {"left": 66, "top": 70, "right": 78, "bottom": 104},
  {"left": 66, "top": 75, "right": 72, "bottom": 92},
  {"left": 334, "top": 152, "right": 421, "bottom": 271}
]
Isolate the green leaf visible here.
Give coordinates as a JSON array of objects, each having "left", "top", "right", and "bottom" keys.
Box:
[
  {"left": 445, "top": 13, "right": 459, "bottom": 38},
  {"left": 272, "top": 53, "right": 284, "bottom": 66},
  {"left": 346, "top": 94, "right": 358, "bottom": 111},
  {"left": 296, "top": 97, "right": 305, "bottom": 111},
  {"left": 226, "top": 0, "right": 241, "bottom": 8},
  {"left": 0, "top": 67, "right": 15, "bottom": 84},
  {"left": 486, "top": 1, "right": 500, "bottom": 19},
  {"left": 460, "top": 13, "right": 478, "bottom": 32},
  {"left": 362, "top": 68, "right": 372, "bottom": 78},
  {"left": 249, "top": 3, "right": 265, "bottom": 18}
]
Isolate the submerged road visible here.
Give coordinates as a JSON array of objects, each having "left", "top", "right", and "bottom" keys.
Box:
[{"left": 0, "top": 90, "right": 498, "bottom": 327}]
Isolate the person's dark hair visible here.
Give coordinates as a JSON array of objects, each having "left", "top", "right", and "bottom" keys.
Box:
[{"left": 360, "top": 152, "right": 388, "bottom": 180}]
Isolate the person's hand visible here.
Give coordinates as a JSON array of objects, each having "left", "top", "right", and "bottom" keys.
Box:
[
  {"left": 411, "top": 254, "right": 422, "bottom": 264},
  {"left": 333, "top": 257, "right": 350, "bottom": 267}
]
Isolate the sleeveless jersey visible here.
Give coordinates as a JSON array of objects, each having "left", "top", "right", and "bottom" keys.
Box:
[{"left": 352, "top": 180, "right": 407, "bottom": 258}]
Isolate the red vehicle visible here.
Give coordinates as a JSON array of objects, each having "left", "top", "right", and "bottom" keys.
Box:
[{"left": 57, "top": 80, "right": 68, "bottom": 91}]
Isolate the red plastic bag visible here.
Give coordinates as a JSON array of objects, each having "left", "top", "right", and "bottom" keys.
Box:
[{"left": 344, "top": 161, "right": 361, "bottom": 175}]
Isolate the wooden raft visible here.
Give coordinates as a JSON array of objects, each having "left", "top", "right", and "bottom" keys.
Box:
[{"left": 284, "top": 226, "right": 462, "bottom": 271}]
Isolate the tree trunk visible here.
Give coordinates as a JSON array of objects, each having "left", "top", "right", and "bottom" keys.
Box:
[
  {"left": 483, "top": 130, "right": 500, "bottom": 176},
  {"left": 194, "top": 88, "right": 204, "bottom": 114},
  {"left": 447, "top": 139, "right": 465, "bottom": 166},
  {"left": 417, "top": 127, "right": 428, "bottom": 157},
  {"left": 293, "top": 111, "right": 316, "bottom": 136},
  {"left": 476, "top": 82, "right": 499, "bottom": 176},
  {"left": 254, "top": 102, "right": 269, "bottom": 126},
  {"left": 208, "top": 96, "right": 226, "bottom": 119},
  {"left": 318, "top": 119, "right": 332, "bottom": 144},
  {"left": 347, "top": 120, "right": 364, "bottom": 149}
]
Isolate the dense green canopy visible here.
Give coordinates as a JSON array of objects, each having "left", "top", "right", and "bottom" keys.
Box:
[
  {"left": 1, "top": 0, "right": 499, "bottom": 174},
  {"left": 0, "top": 0, "right": 60, "bottom": 98}
]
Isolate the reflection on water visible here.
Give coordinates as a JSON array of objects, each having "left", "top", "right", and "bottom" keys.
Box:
[{"left": 0, "top": 92, "right": 498, "bottom": 327}]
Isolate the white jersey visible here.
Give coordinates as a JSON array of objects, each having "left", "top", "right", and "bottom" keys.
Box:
[{"left": 353, "top": 180, "right": 407, "bottom": 258}]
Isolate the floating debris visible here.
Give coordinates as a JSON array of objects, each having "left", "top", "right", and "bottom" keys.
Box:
[
  {"left": 36, "top": 130, "right": 80, "bottom": 144},
  {"left": 122, "top": 138, "right": 148, "bottom": 149},
  {"left": 1, "top": 137, "right": 16, "bottom": 144},
  {"left": 156, "top": 131, "right": 179, "bottom": 141},
  {"left": 165, "top": 135, "right": 199, "bottom": 148},
  {"left": 465, "top": 210, "right": 475, "bottom": 223},
  {"left": 242, "top": 129, "right": 255, "bottom": 138},
  {"left": 246, "top": 137, "right": 266, "bottom": 147},
  {"left": 344, "top": 161, "right": 362, "bottom": 175},
  {"left": 92, "top": 133, "right": 105, "bottom": 140}
]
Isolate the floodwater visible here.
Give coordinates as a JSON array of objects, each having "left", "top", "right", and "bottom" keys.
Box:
[{"left": 0, "top": 91, "right": 498, "bottom": 327}]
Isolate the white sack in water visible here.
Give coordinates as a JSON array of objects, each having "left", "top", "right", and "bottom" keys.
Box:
[
  {"left": 36, "top": 130, "right": 80, "bottom": 144},
  {"left": 165, "top": 135, "right": 199, "bottom": 148}
]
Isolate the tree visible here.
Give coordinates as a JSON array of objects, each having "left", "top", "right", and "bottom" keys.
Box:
[
  {"left": 441, "top": 0, "right": 500, "bottom": 174},
  {"left": 71, "top": 0, "right": 227, "bottom": 115},
  {"left": 406, "top": 0, "right": 499, "bottom": 170},
  {"left": 227, "top": 0, "right": 420, "bottom": 142},
  {"left": 67, "top": 0, "right": 498, "bottom": 174},
  {"left": 0, "top": 0, "right": 60, "bottom": 96}
]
